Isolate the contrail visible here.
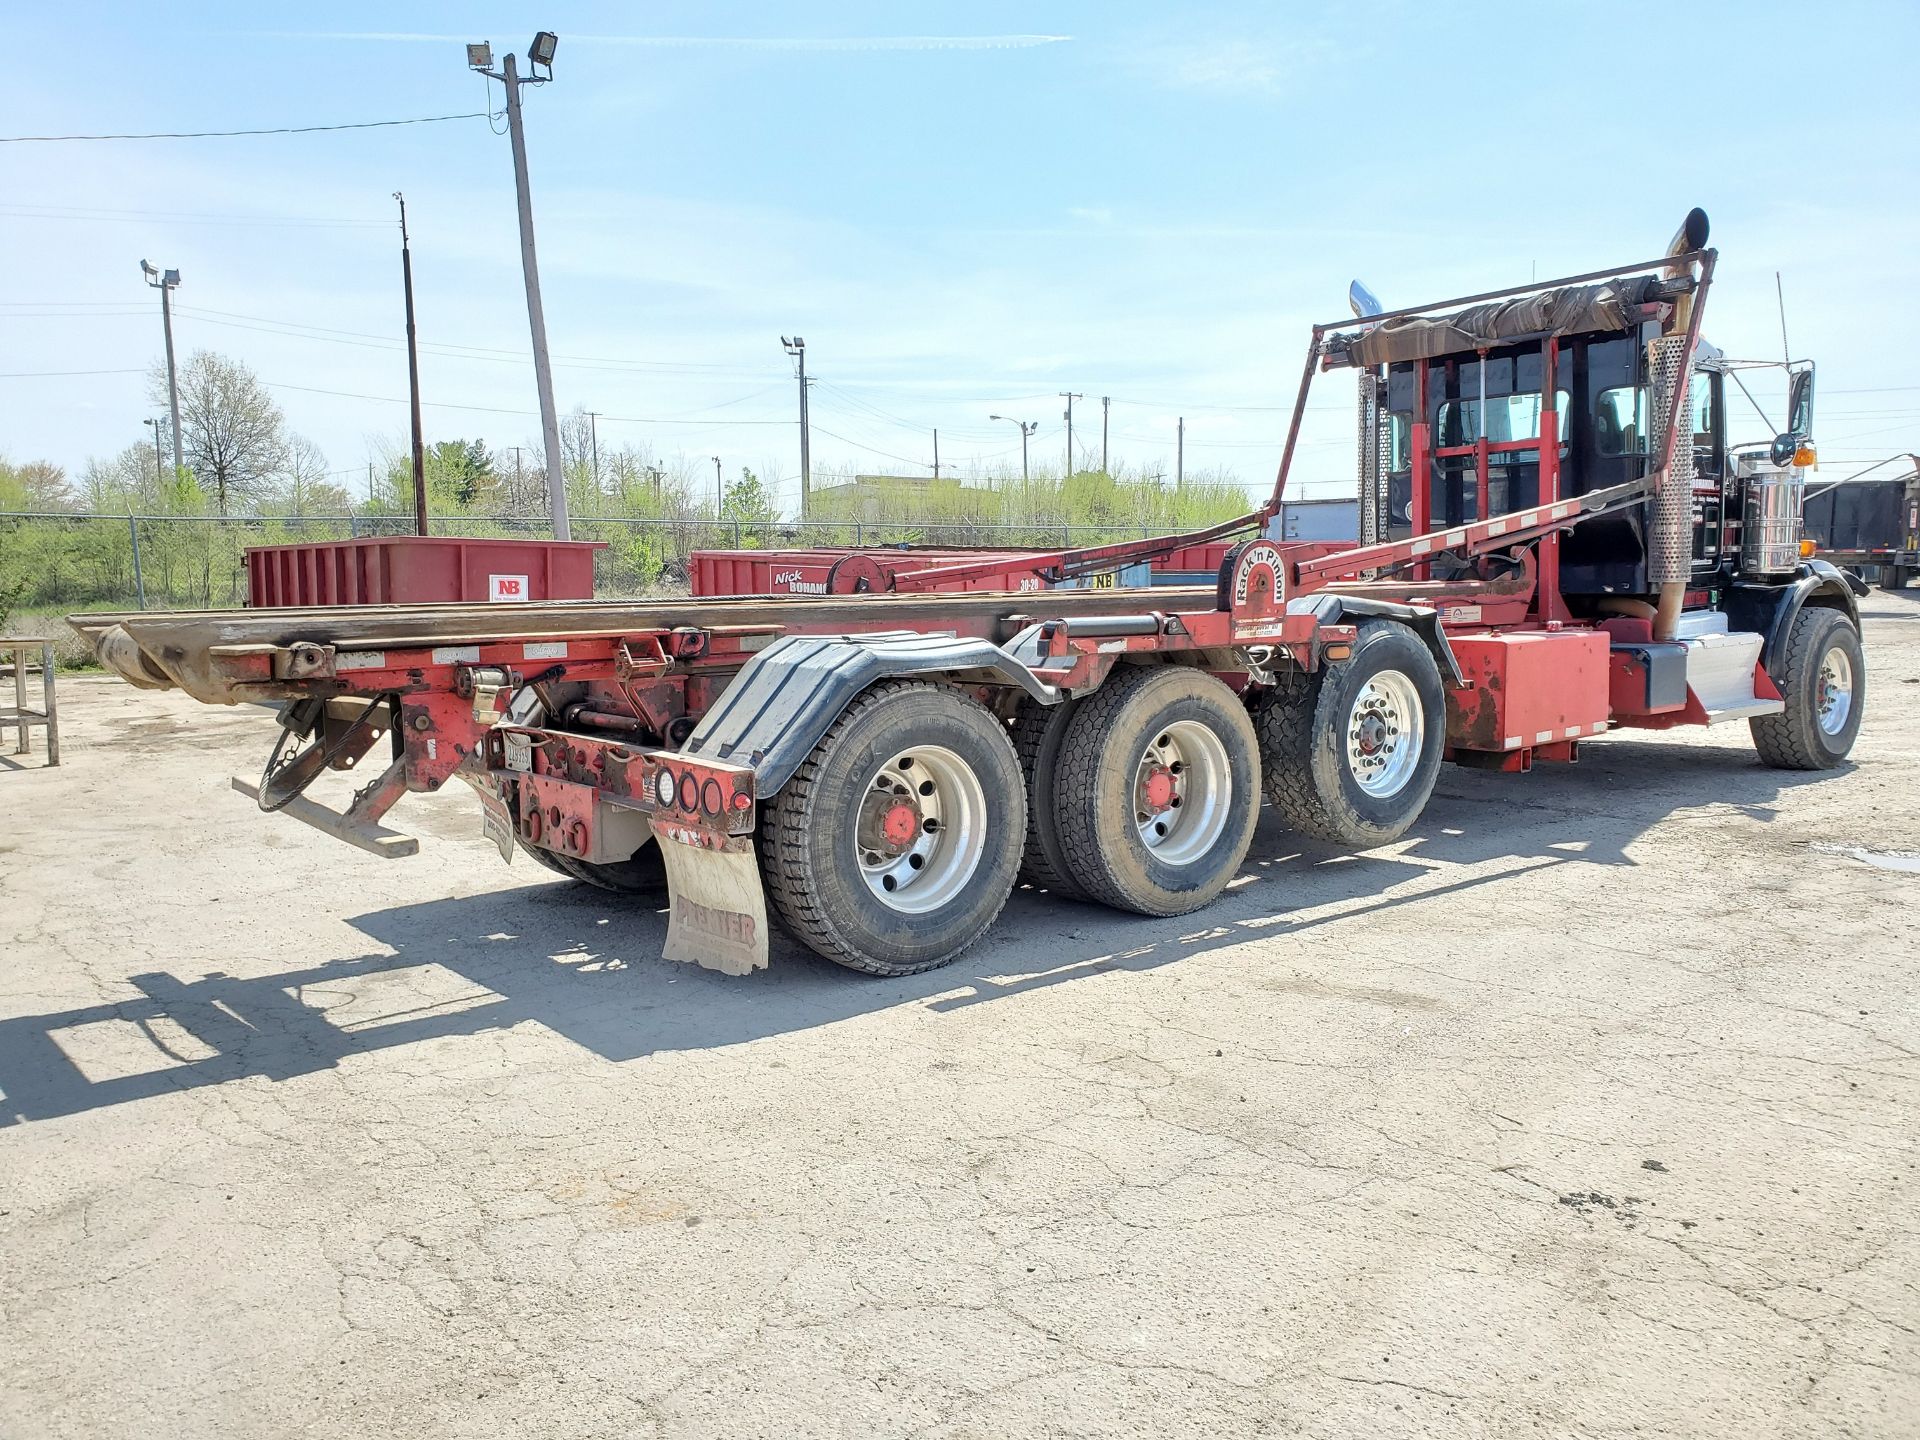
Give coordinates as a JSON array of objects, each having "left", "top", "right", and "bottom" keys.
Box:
[{"left": 263, "top": 33, "right": 1071, "bottom": 52}]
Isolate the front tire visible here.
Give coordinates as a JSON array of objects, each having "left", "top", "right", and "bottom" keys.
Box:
[
  {"left": 760, "top": 681, "right": 1025, "bottom": 976},
  {"left": 1751, "top": 607, "right": 1864, "bottom": 769},
  {"left": 1052, "top": 667, "right": 1260, "bottom": 917},
  {"left": 1255, "top": 619, "right": 1445, "bottom": 847}
]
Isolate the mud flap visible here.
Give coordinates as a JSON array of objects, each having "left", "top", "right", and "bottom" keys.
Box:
[{"left": 653, "top": 820, "right": 770, "bottom": 976}]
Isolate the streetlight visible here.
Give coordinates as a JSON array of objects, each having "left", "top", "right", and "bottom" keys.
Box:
[
  {"left": 140, "top": 260, "right": 183, "bottom": 481},
  {"left": 989, "top": 414, "right": 1039, "bottom": 484},
  {"left": 468, "top": 31, "right": 569, "bottom": 540},
  {"left": 141, "top": 416, "right": 165, "bottom": 484},
  {"left": 781, "top": 335, "right": 811, "bottom": 519}
]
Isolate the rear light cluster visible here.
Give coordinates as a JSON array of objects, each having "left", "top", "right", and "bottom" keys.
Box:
[{"left": 649, "top": 762, "right": 753, "bottom": 822}]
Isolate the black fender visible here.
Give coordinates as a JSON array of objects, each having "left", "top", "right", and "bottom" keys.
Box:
[
  {"left": 1724, "top": 559, "right": 1864, "bottom": 675},
  {"left": 680, "top": 632, "right": 1056, "bottom": 795},
  {"left": 1284, "top": 593, "right": 1463, "bottom": 686}
]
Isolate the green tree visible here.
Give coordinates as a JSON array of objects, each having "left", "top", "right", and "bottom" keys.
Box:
[
  {"left": 428, "top": 439, "right": 495, "bottom": 507},
  {"left": 720, "top": 466, "right": 778, "bottom": 526}
]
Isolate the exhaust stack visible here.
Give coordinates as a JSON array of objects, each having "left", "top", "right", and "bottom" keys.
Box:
[{"left": 1651, "top": 208, "right": 1710, "bottom": 640}]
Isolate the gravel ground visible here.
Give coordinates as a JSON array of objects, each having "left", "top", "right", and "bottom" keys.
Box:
[{"left": 2, "top": 592, "right": 1916, "bottom": 1439}]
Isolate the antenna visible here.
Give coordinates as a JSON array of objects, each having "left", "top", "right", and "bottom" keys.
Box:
[{"left": 1775, "top": 270, "right": 1791, "bottom": 367}]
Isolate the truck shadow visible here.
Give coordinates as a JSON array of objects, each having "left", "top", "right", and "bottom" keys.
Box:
[{"left": 0, "top": 737, "right": 1842, "bottom": 1126}]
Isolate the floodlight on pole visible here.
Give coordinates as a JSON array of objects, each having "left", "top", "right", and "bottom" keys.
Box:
[
  {"left": 140, "top": 258, "right": 184, "bottom": 484},
  {"left": 466, "top": 42, "right": 493, "bottom": 69},
  {"left": 466, "top": 32, "right": 570, "bottom": 540}
]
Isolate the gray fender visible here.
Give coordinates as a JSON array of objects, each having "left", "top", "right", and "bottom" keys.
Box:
[
  {"left": 1285, "top": 593, "right": 1463, "bottom": 686},
  {"left": 1725, "top": 560, "right": 1864, "bottom": 675},
  {"left": 680, "top": 631, "right": 1058, "bottom": 795}
]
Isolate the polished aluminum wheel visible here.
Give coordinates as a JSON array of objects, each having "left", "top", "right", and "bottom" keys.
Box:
[
  {"left": 1346, "top": 670, "right": 1423, "bottom": 798},
  {"left": 855, "top": 744, "right": 987, "bottom": 914},
  {"left": 1132, "top": 719, "right": 1232, "bottom": 865},
  {"left": 1816, "top": 646, "right": 1855, "bottom": 736}
]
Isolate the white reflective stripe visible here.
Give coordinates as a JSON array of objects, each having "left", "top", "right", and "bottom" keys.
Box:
[
  {"left": 1564, "top": 724, "right": 1582, "bottom": 738},
  {"left": 432, "top": 645, "right": 481, "bottom": 665},
  {"left": 1554, "top": 502, "right": 1577, "bottom": 519},
  {"left": 1411, "top": 539, "right": 1434, "bottom": 555},
  {"left": 1446, "top": 530, "right": 1466, "bottom": 547},
  {"left": 1591, "top": 720, "right": 1608, "bottom": 734},
  {"left": 336, "top": 651, "right": 385, "bottom": 671},
  {"left": 1488, "top": 519, "right": 1512, "bottom": 536},
  {"left": 1535, "top": 730, "right": 1554, "bottom": 744},
  {"left": 523, "top": 642, "right": 568, "bottom": 660},
  {"left": 1503, "top": 736, "right": 1522, "bottom": 750}
]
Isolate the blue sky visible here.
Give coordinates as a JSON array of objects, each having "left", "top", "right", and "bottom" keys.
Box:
[{"left": 5, "top": 1, "right": 1917, "bottom": 511}]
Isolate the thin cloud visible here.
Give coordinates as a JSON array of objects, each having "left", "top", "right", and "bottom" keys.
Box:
[{"left": 266, "top": 32, "right": 1072, "bottom": 53}]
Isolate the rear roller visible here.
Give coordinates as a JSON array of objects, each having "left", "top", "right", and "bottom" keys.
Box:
[
  {"left": 1052, "top": 666, "right": 1260, "bottom": 916},
  {"left": 759, "top": 680, "right": 1026, "bottom": 976},
  {"left": 1256, "top": 619, "right": 1445, "bottom": 847},
  {"left": 524, "top": 839, "right": 669, "bottom": 895}
]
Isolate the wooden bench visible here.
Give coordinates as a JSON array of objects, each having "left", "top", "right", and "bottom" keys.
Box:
[{"left": 0, "top": 638, "right": 60, "bottom": 767}]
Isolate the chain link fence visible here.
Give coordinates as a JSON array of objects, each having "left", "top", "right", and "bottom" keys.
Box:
[{"left": 1, "top": 511, "right": 1200, "bottom": 658}]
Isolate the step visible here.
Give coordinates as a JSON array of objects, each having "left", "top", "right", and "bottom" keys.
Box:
[{"left": 1682, "top": 630, "right": 1785, "bottom": 724}]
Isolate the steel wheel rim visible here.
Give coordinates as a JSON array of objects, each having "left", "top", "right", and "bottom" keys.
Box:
[
  {"left": 1133, "top": 719, "right": 1232, "bottom": 865},
  {"left": 1346, "top": 670, "right": 1423, "bottom": 798},
  {"left": 1817, "top": 647, "right": 1854, "bottom": 735},
  {"left": 855, "top": 744, "right": 987, "bottom": 914}
]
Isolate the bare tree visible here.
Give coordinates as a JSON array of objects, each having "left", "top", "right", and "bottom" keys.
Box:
[
  {"left": 276, "top": 435, "right": 349, "bottom": 518},
  {"left": 152, "top": 350, "right": 288, "bottom": 515}
]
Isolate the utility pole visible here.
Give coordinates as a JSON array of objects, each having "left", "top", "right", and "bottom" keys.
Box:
[
  {"left": 1059, "top": 392, "right": 1082, "bottom": 477},
  {"left": 470, "top": 34, "right": 569, "bottom": 540},
  {"left": 933, "top": 428, "right": 940, "bottom": 479},
  {"left": 712, "top": 455, "right": 723, "bottom": 514},
  {"left": 393, "top": 193, "right": 428, "bottom": 537},
  {"left": 645, "top": 464, "right": 663, "bottom": 497},
  {"left": 782, "top": 336, "right": 811, "bottom": 518},
  {"left": 1176, "top": 416, "right": 1185, "bottom": 489},
  {"left": 585, "top": 410, "right": 601, "bottom": 493},
  {"left": 140, "top": 260, "right": 183, "bottom": 480},
  {"left": 510, "top": 445, "right": 525, "bottom": 512},
  {"left": 1101, "top": 395, "right": 1110, "bottom": 474}
]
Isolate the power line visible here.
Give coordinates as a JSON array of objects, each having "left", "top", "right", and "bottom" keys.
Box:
[
  {"left": 0, "top": 367, "right": 149, "bottom": 378},
  {"left": 0, "top": 111, "right": 495, "bottom": 143},
  {"left": 263, "top": 379, "right": 793, "bottom": 425}
]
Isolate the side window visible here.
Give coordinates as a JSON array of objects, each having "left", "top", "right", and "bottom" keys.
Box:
[
  {"left": 1435, "top": 392, "right": 1571, "bottom": 446},
  {"left": 1595, "top": 387, "right": 1649, "bottom": 456},
  {"left": 1384, "top": 412, "right": 1411, "bottom": 471},
  {"left": 1689, "top": 373, "right": 1715, "bottom": 444}
]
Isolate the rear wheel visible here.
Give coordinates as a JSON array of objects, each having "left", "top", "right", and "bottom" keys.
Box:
[
  {"left": 1010, "top": 697, "right": 1089, "bottom": 901},
  {"left": 1255, "top": 619, "right": 1445, "bottom": 847},
  {"left": 1751, "top": 606, "right": 1864, "bottom": 769},
  {"left": 1053, "top": 667, "right": 1260, "bottom": 916},
  {"left": 760, "top": 681, "right": 1025, "bottom": 976},
  {"left": 1882, "top": 564, "right": 1907, "bottom": 592}
]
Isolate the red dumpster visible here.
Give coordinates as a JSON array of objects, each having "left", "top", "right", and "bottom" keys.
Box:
[{"left": 245, "top": 536, "right": 606, "bottom": 608}]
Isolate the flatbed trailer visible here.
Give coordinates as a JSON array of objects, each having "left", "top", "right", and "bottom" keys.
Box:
[{"left": 75, "top": 212, "right": 1868, "bottom": 977}]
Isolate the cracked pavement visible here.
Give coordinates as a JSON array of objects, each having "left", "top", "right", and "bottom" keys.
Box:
[{"left": 2, "top": 591, "right": 1916, "bottom": 1438}]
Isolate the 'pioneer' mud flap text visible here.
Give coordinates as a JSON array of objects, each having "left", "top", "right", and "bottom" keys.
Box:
[{"left": 652, "top": 819, "right": 770, "bottom": 975}]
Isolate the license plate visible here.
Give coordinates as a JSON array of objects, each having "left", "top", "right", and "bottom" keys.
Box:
[
  {"left": 503, "top": 731, "right": 532, "bottom": 773},
  {"left": 478, "top": 785, "right": 516, "bottom": 861}
]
